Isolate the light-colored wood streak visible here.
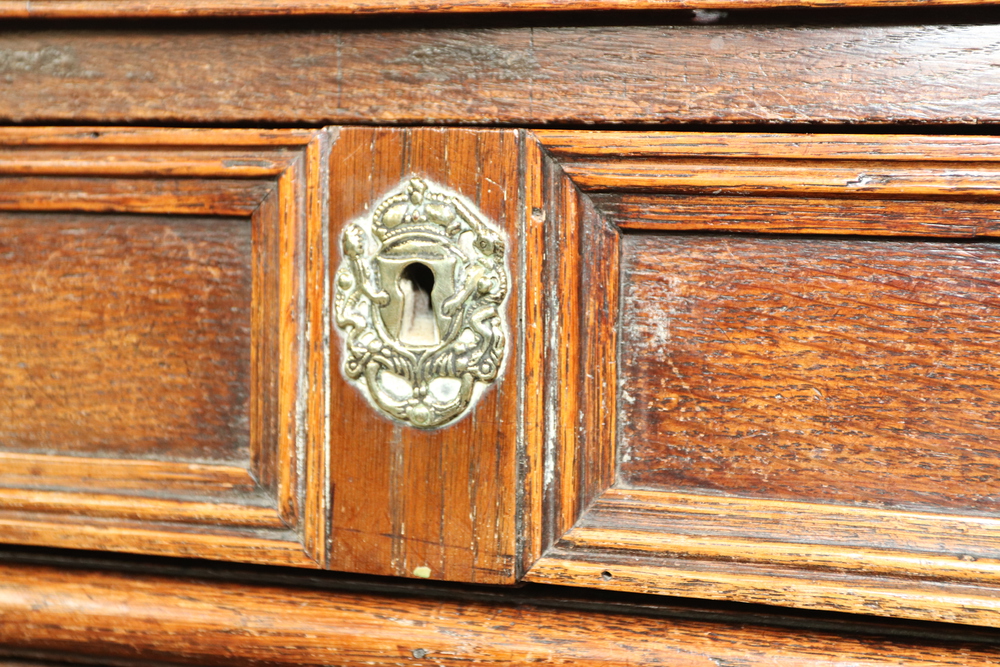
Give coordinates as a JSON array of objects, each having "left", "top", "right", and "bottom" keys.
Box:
[
  {"left": 591, "top": 489, "right": 1000, "bottom": 562},
  {"left": 0, "top": 519, "right": 317, "bottom": 566},
  {"left": 552, "top": 163, "right": 586, "bottom": 544},
  {"left": 0, "top": 152, "right": 291, "bottom": 177},
  {"left": 301, "top": 130, "right": 332, "bottom": 568},
  {"left": 561, "top": 492, "right": 1000, "bottom": 585},
  {"left": 521, "top": 135, "right": 547, "bottom": 570},
  {"left": 0, "top": 127, "right": 317, "bottom": 146},
  {"left": 0, "top": 178, "right": 273, "bottom": 216},
  {"left": 274, "top": 156, "right": 302, "bottom": 527},
  {"left": 560, "top": 160, "right": 1000, "bottom": 196}
]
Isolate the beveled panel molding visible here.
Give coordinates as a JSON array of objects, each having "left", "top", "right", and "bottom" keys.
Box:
[
  {"left": 523, "top": 131, "right": 1000, "bottom": 627},
  {"left": 0, "top": 128, "right": 330, "bottom": 567}
]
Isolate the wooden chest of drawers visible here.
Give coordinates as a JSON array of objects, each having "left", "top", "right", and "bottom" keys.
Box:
[{"left": 3, "top": 6, "right": 1000, "bottom": 665}]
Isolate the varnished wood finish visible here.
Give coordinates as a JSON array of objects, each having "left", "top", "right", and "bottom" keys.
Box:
[
  {"left": 524, "top": 131, "right": 1000, "bottom": 627},
  {"left": 597, "top": 195, "right": 1000, "bottom": 237},
  {"left": 0, "top": 213, "right": 250, "bottom": 462},
  {"left": 8, "top": 1, "right": 1000, "bottom": 661},
  {"left": 0, "top": 128, "right": 329, "bottom": 567},
  {"left": 2, "top": 562, "right": 1000, "bottom": 666},
  {"left": 0, "top": 452, "right": 256, "bottom": 494},
  {"left": 521, "top": 136, "right": 547, "bottom": 574},
  {"left": 327, "top": 127, "right": 529, "bottom": 584},
  {"left": 536, "top": 150, "right": 618, "bottom": 551},
  {"left": 4, "top": 24, "right": 1000, "bottom": 126},
  {"left": 620, "top": 234, "right": 1000, "bottom": 510},
  {"left": 0, "top": 0, "right": 994, "bottom": 19}
]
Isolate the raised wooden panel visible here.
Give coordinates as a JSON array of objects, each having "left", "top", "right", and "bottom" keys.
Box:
[
  {"left": 0, "top": 213, "right": 251, "bottom": 461},
  {"left": 0, "top": 128, "right": 329, "bottom": 567},
  {"left": 619, "top": 234, "right": 1000, "bottom": 512},
  {"left": 524, "top": 131, "right": 1000, "bottom": 627},
  {"left": 326, "top": 127, "right": 531, "bottom": 584}
]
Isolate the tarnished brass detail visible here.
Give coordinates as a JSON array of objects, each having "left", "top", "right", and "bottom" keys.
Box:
[{"left": 334, "top": 177, "right": 509, "bottom": 428}]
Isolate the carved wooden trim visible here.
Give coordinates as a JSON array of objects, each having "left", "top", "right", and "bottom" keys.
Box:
[
  {"left": 0, "top": 128, "right": 329, "bottom": 567},
  {"left": 524, "top": 130, "right": 1000, "bottom": 627}
]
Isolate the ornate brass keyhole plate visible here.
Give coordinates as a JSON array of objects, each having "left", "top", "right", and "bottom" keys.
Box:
[{"left": 333, "top": 177, "right": 509, "bottom": 428}]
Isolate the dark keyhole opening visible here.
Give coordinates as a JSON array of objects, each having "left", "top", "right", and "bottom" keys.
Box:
[{"left": 399, "top": 262, "right": 439, "bottom": 345}]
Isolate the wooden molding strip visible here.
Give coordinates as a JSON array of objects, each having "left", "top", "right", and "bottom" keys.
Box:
[
  {"left": 4, "top": 26, "right": 1000, "bottom": 125},
  {"left": 2, "top": 562, "right": 1000, "bottom": 665},
  {"left": 2, "top": 0, "right": 998, "bottom": 19},
  {"left": 526, "top": 554, "right": 1000, "bottom": 629},
  {"left": 535, "top": 131, "right": 1000, "bottom": 161},
  {"left": 0, "top": 520, "right": 317, "bottom": 566},
  {"left": 0, "top": 127, "right": 329, "bottom": 568},
  {"left": 0, "top": 452, "right": 257, "bottom": 494},
  {"left": 0, "top": 128, "right": 318, "bottom": 146}
]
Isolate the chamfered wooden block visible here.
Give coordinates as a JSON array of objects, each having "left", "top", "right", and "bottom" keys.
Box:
[
  {"left": 0, "top": 128, "right": 330, "bottom": 567},
  {"left": 523, "top": 131, "right": 1000, "bottom": 627}
]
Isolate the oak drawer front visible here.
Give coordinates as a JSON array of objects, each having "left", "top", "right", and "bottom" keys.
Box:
[
  {"left": 0, "top": 128, "right": 328, "bottom": 566},
  {"left": 12, "top": 127, "right": 1000, "bottom": 628},
  {"left": 619, "top": 233, "right": 1000, "bottom": 511},
  {"left": 523, "top": 131, "right": 1000, "bottom": 627}
]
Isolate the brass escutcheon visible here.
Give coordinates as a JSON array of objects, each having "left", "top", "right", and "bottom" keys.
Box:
[{"left": 333, "top": 177, "right": 509, "bottom": 428}]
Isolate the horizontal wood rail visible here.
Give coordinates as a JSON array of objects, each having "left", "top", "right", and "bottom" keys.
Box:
[
  {"left": 1, "top": 0, "right": 997, "bottom": 19},
  {"left": 1, "top": 561, "right": 1000, "bottom": 665}
]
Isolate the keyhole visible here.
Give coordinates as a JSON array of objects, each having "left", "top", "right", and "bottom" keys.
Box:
[{"left": 399, "top": 263, "right": 439, "bottom": 345}]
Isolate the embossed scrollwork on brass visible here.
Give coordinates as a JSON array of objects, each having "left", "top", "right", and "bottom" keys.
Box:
[{"left": 333, "top": 177, "right": 509, "bottom": 428}]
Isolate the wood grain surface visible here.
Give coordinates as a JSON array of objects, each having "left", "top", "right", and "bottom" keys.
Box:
[
  {"left": 538, "top": 131, "right": 1000, "bottom": 161},
  {"left": 532, "top": 147, "right": 619, "bottom": 551},
  {"left": 597, "top": 195, "right": 1000, "bottom": 238},
  {"left": 2, "top": 23, "right": 1000, "bottom": 125},
  {"left": 0, "top": 452, "right": 257, "bottom": 493},
  {"left": 524, "top": 131, "right": 1000, "bottom": 626},
  {"left": 0, "top": 128, "right": 328, "bottom": 567},
  {"left": 528, "top": 551, "right": 1000, "bottom": 627},
  {"left": 619, "top": 233, "right": 1000, "bottom": 512},
  {"left": 327, "top": 127, "right": 526, "bottom": 584},
  {"left": 0, "top": 212, "right": 251, "bottom": 462},
  {"left": 2, "top": 562, "right": 1000, "bottom": 666},
  {"left": 581, "top": 489, "right": 1000, "bottom": 573},
  {"left": 0, "top": 0, "right": 994, "bottom": 19}
]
